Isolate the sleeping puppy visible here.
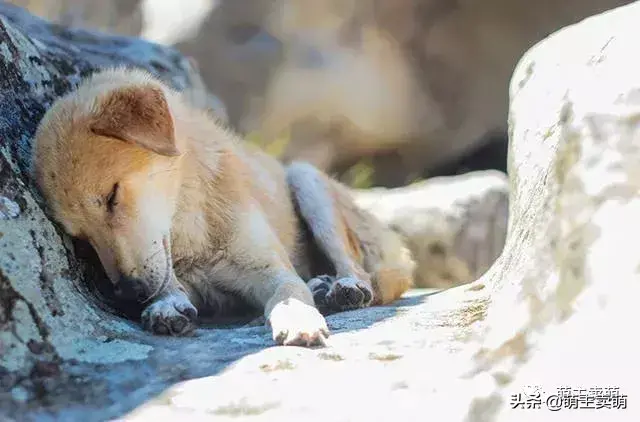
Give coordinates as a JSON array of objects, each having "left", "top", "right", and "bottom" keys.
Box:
[{"left": 31, "top": 67, "right": 415, "bottom": 347}]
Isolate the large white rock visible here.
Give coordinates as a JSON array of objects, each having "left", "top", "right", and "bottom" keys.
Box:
[{"left": 466, "top": 2, "right": 640, "bottom": 420}]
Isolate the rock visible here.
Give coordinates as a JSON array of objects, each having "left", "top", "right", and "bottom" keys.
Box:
[
  {"left": 0, "top": 196, "right": 21, "bottom": 219},
  {"left": 464, "top": 2, "right": 640, "bottom": 419},
  {"left": 352, "top": 170, "right": 509, "bottom": 288},
  {"left": 4, "top": 2, "right": 640, "bottom": 422}
]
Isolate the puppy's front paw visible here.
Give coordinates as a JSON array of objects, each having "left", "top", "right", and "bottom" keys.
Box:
[
  {"left": 141, "top": 293, "right": 198, "bottom": 336},
  {"left": 268, "top": 299, "right": 330, "bottom": 347}
]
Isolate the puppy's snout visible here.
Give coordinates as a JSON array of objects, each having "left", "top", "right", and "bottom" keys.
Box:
[{"left": 113, "top": 276, "right": 151, "bottom": 302}]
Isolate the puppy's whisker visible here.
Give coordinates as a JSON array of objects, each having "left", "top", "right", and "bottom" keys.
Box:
[
  {"left": 144, "top": 247, "right": 165, "bottom": 263},
  {"left": 141, "top": 247, "right": 172, "bottom": 305}
]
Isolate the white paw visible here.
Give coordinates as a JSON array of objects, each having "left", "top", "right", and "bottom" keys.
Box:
[{"left": 267, "top": 298, "right": 330, "bottom": 347}]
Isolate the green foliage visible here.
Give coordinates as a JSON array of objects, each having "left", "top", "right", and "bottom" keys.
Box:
[
  {"left": 342, "top": 158, "right": 375, "bottom": 189},
  {"left": 245, "top": 130, "right": 291, "bottom": 158}
]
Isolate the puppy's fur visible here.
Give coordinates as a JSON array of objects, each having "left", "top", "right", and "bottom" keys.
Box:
[{"left": 31, "top": 67, "right": 415, "bottom": 346}]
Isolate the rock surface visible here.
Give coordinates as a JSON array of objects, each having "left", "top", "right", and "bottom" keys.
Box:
[
  {"left": 353, "top": 170, "right": 509, "bottom": 288},
  {"left": 465, "top": 3, "right": 640, "bottom": 420},
  {"left": 3, "top": 1, "right": 640, "bottom": 422}
]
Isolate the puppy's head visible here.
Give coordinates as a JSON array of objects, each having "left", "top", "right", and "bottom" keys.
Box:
[{"left": 32, "top": 68, "right": 184, "bottom": 303}]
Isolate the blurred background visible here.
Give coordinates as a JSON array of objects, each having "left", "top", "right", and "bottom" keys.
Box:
[{"left": 7, "top": 0, "right": 633, "bottom": 188}]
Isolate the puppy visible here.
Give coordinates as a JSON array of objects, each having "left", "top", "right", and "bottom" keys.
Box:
[{"left": 31, "top": 67, "right": 415, "bottom": 347}]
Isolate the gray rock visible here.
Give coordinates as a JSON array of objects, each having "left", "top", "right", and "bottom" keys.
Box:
[{"left": 0, "top": 196, "right": 21, "bottom": 219}]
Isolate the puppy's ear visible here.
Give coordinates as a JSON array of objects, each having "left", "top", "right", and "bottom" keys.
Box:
[{"left": 91, "top": 84, "right": 180, "bottom": 156}]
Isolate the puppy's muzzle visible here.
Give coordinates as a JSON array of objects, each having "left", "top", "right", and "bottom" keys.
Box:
[{"left": 113, "top": 275, "right": 153, "bottom": 302}]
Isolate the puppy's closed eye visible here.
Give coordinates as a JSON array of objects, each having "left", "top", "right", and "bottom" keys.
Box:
[{"left": 106, "top": 183, "right": 119, "bottom": 213}]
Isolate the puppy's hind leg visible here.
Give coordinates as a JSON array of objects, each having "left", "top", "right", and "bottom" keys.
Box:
[{"left": 286, "top": 161, "right": 374, "bottom": 312}]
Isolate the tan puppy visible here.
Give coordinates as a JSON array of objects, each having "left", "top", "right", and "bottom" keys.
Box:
[{"left": 31, "top": 67, "right": 415, "bottom": 347}]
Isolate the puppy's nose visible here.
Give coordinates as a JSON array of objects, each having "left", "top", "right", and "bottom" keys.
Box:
[{"left": 113, "top": 276, "right": 150, "bottom": 302}]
